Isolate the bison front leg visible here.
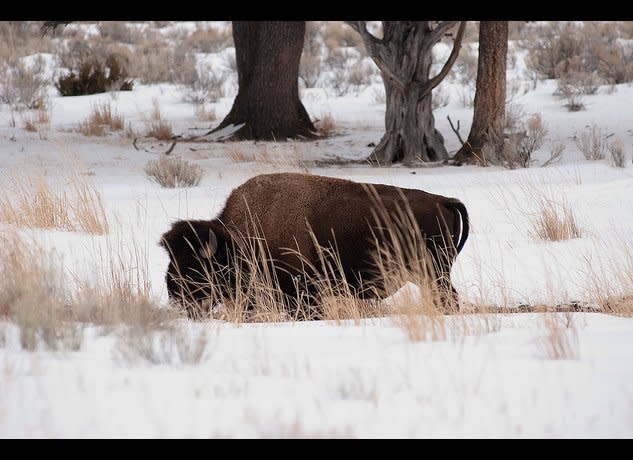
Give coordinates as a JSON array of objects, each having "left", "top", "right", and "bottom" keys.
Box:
[{"left": 428, "top": 239, "right": 460, "bottom": 314}]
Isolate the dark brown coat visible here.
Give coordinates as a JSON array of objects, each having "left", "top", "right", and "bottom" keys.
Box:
[{"left": 160, "top": 173, "right": 469, "bottom": 317}]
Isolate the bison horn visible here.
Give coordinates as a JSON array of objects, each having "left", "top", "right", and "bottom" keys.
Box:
[{"left": 200, "top": 229, "right": 218, "bottom": 259}]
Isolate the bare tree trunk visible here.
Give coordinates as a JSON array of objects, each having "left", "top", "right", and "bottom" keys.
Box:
[
  {"left": 348, "top": 21, "right": 465, "bottom": 165},
  {"left": 213, "top": 21, "right": 316, "bottom": 141},
  {"left": 453, "top": 21, "right": 508, "bottom": 165},
  {"left": 374, "top": 55, "right": 447, "bottom": 164}
]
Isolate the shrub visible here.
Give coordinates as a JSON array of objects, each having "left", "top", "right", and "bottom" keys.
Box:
[
  {"left": 575, "top": 124, "right": 608, "bottom": 161},
  {"left": 521, "top": 21, "right": 633, "bottom": 85},
  {"left": 56, "top": 54, "right": 133, "bottom": 96},
  {"left": 608, "top": 138, "right": 626, "bottom": 168},
  {"left": 77, "top": 100, "right": 125, "bottom": 136},
  {"left": 0, "top": 57, "right": 49, "bottom": 109},
  {"left": 144, "top": 156, "right": 204, "bottom": 188}
]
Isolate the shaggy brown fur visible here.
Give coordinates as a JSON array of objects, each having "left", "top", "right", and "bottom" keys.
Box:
[{"left": 160, "top": 173, "right": 469, "bottom": 319}]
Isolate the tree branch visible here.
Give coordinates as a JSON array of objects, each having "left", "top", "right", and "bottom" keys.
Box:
[
  {"left": 447, "top": 115, "right": 465, "bottom": 145},
  {"left": 419, "top": 21, "right": 466, "bottom": 100},
  {"left": 426, "top": 21, "right": 460, "bottom": 47},
  {"left": 346, "top": 21, "right": 406, "bottom": 93},
  {"left": 40, "top": 21, "right": 72, "bottom": 36}
]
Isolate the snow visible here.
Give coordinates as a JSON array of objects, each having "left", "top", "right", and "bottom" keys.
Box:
[{"left": 1, "top": 27, "right": 633, "bottom": 438}]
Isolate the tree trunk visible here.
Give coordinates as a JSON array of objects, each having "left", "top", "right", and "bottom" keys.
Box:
[
  {"left": 453, "top": 21, "right": 508, "bottom": 165},
  {"left": 372, "top": 63, "right": 447, "bottom": 164},
  {"left": 213, "top": 21, "right": 316, "bottom": 141}
]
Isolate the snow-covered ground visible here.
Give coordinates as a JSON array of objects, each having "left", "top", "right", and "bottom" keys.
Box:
[{"left": 0, "top": 23, "right": 632, "bottom": 438}]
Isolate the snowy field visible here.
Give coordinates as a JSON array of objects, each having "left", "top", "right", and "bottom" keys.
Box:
[{"left": 0, "top": 22, "right": 632, "bottom": 438}]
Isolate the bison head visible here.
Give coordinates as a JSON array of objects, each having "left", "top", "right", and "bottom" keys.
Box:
[{"left": 159, "top": 219, "right": 228, "bottom": 315}]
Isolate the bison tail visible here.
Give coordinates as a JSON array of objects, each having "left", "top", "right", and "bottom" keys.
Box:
[{"left": 445, "top": 199, "right": 469, "bottom": 254}]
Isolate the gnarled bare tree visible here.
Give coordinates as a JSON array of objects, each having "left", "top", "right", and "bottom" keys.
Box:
[
  {"left": 452, "top": 21, "right": 508, "bottom": 165},
  {"left": 347, "top": 21, "right": 466, "bottom": 165}
]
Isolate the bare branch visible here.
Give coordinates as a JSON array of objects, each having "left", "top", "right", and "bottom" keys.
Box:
[
  {"left": 346, "top": 21, "right": 406, "bottom": 93},
  {"left": 447, "top": 115, "right": 465, "bottom": 145},
  {"left": 40, "top": 21, "right": 72, "bottom": 36},
  {"left": 426, "top": 21, "right": 460, "bottom": 47},
  {"left": 419, "top": 21, "right": 466, "bottom": 99}
]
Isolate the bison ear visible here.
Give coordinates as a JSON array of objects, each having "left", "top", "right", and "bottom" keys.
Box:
[{"left": 199, "top": 229, "right": 218, "bottom": 259}]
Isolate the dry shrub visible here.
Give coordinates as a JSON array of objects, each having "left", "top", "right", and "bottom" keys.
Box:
[
  {"left": 144, "top": 156, "right": 204, "bottom": 188},
  {"left": 194, "top": 104, "right": 217, "bottom": 122},
  {"left": 521, "top": 21, "right": 633, "bottom": 84},
  {"left": 182, "top": 25, "right": 232, "bottom": 53},
  {"left": 182, "top": 65, "right": 225, "bottom": 104},
  {"left": 483, "top": 111, "right": 548, "bottom": 169},
  {"left": 134, "top": 44, "right": 197, "bottom": 84},
  {"left": 56, "top": 54, "right": 133, "bottom": 96},
  {"left": 575, "top": 124, "right": 608, "bottom": 161},
  {"left": 98, "top": 21, "right": 146, "bottom": 45},
  {"left": 608, "top": 138, "right": 626, "bottom": 168},
  {"left": 77, "top": 100, "right": 124, "bottom": 136},
  {"left": 323, "top": 21, "right": 364, "bottom": 50},
  {"left": 315, "top": 112, "right": 337, "bottom": 137},
  {"left": 0, "top": 171, "right": 109, "bottom": 234},
  {"left": 0, "top": 57, "right": 49, "bottom": 109},
  {"left": 528, "top": 192, "right": 581, "bottom": 242},
  {"left": 0, "top": 21, "right": 55, "bottom": 60},
  {"left": 145, "top": 100, "right": 174, "bottom": 140}
]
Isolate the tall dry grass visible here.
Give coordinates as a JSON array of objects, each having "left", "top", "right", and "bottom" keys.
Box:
[
  {"left": 535, "top": 311, "right": 580, "bottom": 360},
  {"left": 530, "top": 196, "right": 581, "bottom": 242},
  {"left": 77, "top": 100, "right": 125, "bottom": 136},
  {"left": 0, "top": 170, "right": 109, "bottom": 234},
  {"left": 0, "top": 225, "right": 187, "bottom": 357},
  {"left": 0, "top": 230, "right": 82, "bottom": 351},
  {"left": 145, "top": 99, "right": 174, "bottom": 140}
]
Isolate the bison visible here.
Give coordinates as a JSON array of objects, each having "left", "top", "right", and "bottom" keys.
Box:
[{"left": 160, "top": 173, "right": 469, "bottom": 319}]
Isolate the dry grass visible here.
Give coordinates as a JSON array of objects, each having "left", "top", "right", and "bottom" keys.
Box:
[
  {"left": 530, "top": 196, "right": 581, "bottom": 242},
  {"left": 21, "top": 105, "right": 50, "bottom": 133},
  {"left": 608, "top": 138, "right": 626, "bottom": 168},
  {"left": 535, "top": 311, "right": 580, "bottom": 360},
  {"left": 323, "top": 21, "right": 364, "bottom": 50},
  {"left": 0, "top": 170, "right": 109, "bottom": 234},
  {"left": 194, "top": 104, "right": 217, "bottom": 122},
  {"left": 580, "top": 233, "right": 633, "bottom": 317},
  {"left": 145, "top": 99, "right": 174, "bottom": 140},
  {"left": 575, "top": 124, "right": 608, "bottom": 161},
  {"left": 0, "top": 230, "right": 83, "bottom": 351},
  {"left": 226, "top": 142, "right": 310, "bottom": 170},
  {"left": 182, "top": 25, "right": 232, "bottom": 53},
  {"left": 0, "top": 226, "right": 183, "bottom": 354},
  {"left": 144, "top": 156, "right": 204, "bottom": 188},
  {"left": 314, "top": 113, "right": 338, "bottom": 137},
  {"left": 113, "top": 324, "right": 211, "bottom": 366},
  {"left": 77, "top": 101, "right": 125, "bottom": 136}
]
